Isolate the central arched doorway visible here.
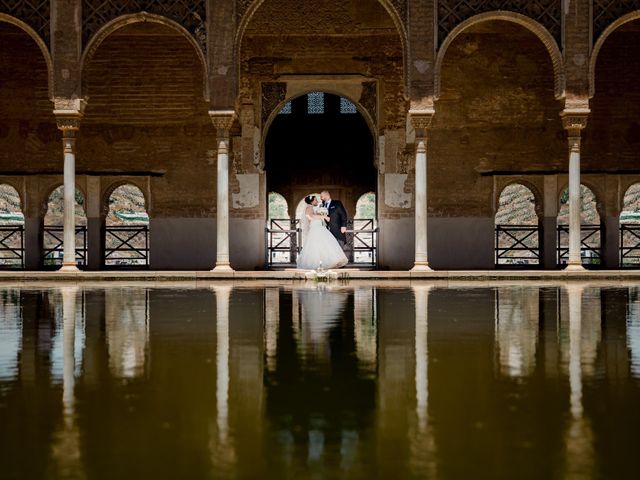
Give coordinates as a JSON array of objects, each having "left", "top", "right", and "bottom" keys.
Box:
[{"left": 264, "top": 92, "right": 377, "bottom": 268}]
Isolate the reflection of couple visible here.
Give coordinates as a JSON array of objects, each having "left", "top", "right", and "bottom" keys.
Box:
[{"left": 297, "top": 190, "right": 348, "bottom": 270}]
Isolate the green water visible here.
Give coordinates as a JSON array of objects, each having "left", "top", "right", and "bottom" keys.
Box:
[{"left": 0, "top": 284, "right": 639, "bottom": 479}]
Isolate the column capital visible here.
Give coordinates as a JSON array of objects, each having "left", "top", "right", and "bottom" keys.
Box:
[
  {"left": 209, "top": 110, "right": 236, "bottom": 136},
  {"left": 560, "top": 108, "right": 590, "bottom": 135},
  {"left": 409, "top": 108, "right": 435, "bottom": 130}
]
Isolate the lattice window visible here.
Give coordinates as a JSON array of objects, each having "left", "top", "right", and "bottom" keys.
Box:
[
  {"left": 340, "top": 97, "right": 357, "bottom": 114},
  {"left": 278, "top": 101, "right": 292, "bottom": 114},
  {"left": 0, "top": 0, "right": 50, "bottom": 45},
  {"left": 437, "top": 0, "right": 562, "bottom": 46},
  {"left": 593, "top": 0, "right": 640, "bottom": 43},
  {"left": 307, "top": 92, "right": 324, "bottom": 114},
  {"left": 82, "top": 0, "right": 206, "bottom": 51}
]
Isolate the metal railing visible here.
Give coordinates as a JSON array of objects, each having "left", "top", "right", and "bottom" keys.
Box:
[
  {"left": 495, "top": 225, "right": 540, "bottom": 267},
  {"left": 266, "top": 218, "right": 378, "bottom": 268},
  {"left": 556, "top": 224, "right": 601, "bottom": 266},
  {"left": 104, "top": 225, "right": 150, "bottom": 267},
  {"left": 620, "top": 224, "right": 640, "bottom": 267},
  {"left": 0, "top": 226, "right": 24, "bottom": 269},
  {"left": 42, "top": 226, "right": 87, "bottom": 267}
]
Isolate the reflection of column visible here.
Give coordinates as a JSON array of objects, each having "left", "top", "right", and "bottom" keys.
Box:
[
  {"left": 55, "top": 108, "right": 84, "bottom": 272},
  {"left": 563, "top": 284, "right": 594, "bottom": 477},
  {"left": 105, "top": 289, "right": 149, "bottom": 378},
  {"left": 215, "top": 286, "right": 231, "bottom": 443},
  {"left": 409, "top": 110, "right": 435, "bottom": 272},
  {"left": 264, "top": 288, "right": 279, "bottom": 373},
  {"left": 353, "top": 288, "right": 377, "bottom": 369},
  {"left": 0, "top": 290, "right": 21, "bottom": 382},
  {"left": 50, "top": 286, "right": 84, "bottom": 478},
  {"left": 561, "top": 110, "right": 589, "bottom": 271},
  {"left": 210, "top": 111, "right": 235, "bottom": 272},
  {"left": 412, "top": 285, "right": 437, "bottom": 477},
  {"left": 495, "top": 287, "right": 539, "bottom": 378},
  {"left": 628, "top": 287, "right": 640, "bottom": 379}
]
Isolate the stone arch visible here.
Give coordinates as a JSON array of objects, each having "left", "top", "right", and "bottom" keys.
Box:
[
  {"left": 434, "top": 11, "right": 565, "bottom": 100},
  {"left": 355, "top": 192, "right": 376, "bottom": 219},
  {"left": 494, "top": 181, "right": 543, "bottom": 221},
  {"left": 621, "top": 182, "right": 640, "bottom": 223},
  {"left": 267, "top": 192, "right": 290, "bottom": 219},
  {"left": 42, "top": 184, "right": 87, "bottom": 222},
  {"left": 589, "top": 10, "right": 640, "bottom": 98},
  {"left": 0, "top": 183, "right": 24, "bottom": 223},
  {"left": 0, "top": 13, "right": 54, "bottom": 100},
  {"left": 80, "top": 12, "right": 209, "bottom": 100},
  {"left": 557, "top": 183, "right": 603, "bottom": 224},
  {"left": 234, "top": 0, "right": 409, "bottom": 92},
  {"left": 102, "top": 180, "right": 150, "bottom": 219},
  {"left": 261, "top": 90, "right": 378, "bottom": 172}
]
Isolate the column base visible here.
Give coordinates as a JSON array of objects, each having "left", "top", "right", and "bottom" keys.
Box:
[
  {"left": 59, "top": 263, "right": 80, "bottom": 272},
  {"left": 211, "top": 263, "right": 234, "bottom": 273},
  {"left": 411, "top": 262, "right": 433, "bottom": 272},
  {"left": 564, "top": 261, "right": 586, "bottom": 272}
]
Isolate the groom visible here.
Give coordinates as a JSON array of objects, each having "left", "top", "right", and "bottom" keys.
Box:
[{"left": 320, "top": 190, "right": 348, "bottom": 249}]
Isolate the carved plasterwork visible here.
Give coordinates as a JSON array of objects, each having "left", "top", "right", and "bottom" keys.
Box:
[
  {"left": 437, "top": 0, "right": 562, "bottom": 46},
  {"left": 261, "top": 82, "right": 287, "bottom": 128},
  {"left": 0, "top": 0, "right": 50, "bottom": 45},
  {"left": 82, "top": 0, "right": 206, "bottom": 50}
]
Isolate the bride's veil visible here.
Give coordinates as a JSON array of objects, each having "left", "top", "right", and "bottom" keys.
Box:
[{"left": 300, "top": 205, "right": 311, "bottom": 237}]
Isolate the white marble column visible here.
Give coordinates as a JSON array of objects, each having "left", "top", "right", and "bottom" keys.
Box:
[
  {"left": 55, "top": 111, "right": 83, "bottom": 272},
  {"left": 561, "top": 110, "right": 589, "bottom": 271},
  {"left": 210, "top": 111, "right": 236, "bottom": 272},
  {"left": 410, "top": 110, "right": 435, "bottom": 272}
]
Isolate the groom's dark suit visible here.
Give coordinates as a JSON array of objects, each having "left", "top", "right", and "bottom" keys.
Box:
[{"left": 323, "top": 199, "right": 348, "bottom": 246}]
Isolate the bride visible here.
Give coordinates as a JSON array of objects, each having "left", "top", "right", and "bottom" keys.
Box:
[{"left": 297, "top": 195, "right": 348, "bottom": 270}]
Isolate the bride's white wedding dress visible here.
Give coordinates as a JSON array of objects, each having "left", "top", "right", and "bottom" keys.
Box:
[{"left": 297, "top": 208, "right": 348, "bottom": 270}]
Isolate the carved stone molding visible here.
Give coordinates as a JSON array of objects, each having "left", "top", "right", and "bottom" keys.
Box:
[{"left": 359, "top": 81, "right": 378, "bottom": 126}]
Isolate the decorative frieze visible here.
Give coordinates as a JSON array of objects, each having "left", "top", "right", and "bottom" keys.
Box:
[
  {"left": 261, "top": 82, "right": 287, "bottom": 128},
  {"left": 437, "top": 0, "right": 562, "bottom": 46},
  {"left": 82, "top": 0, "right": 206, "bottom": 50},
  {"left": 593, "top": 0, "right": 640, "bottom": 43},
  {"left": 0, "top": 0, "right": 50, "bottom": 44}
]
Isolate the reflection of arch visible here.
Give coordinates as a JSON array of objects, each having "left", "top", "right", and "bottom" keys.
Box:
[
  {"left": 589, "top": 11, "right": 640, "bottom": 98},
  {"left": 268, "top": 192, "right": 290, "bottom": 219},
  {"left": 80, "top": 13, "right": 209, "bottom": 99},
  {"left": 0, "top": 184, "right": 24, "bottom": 224},
  {"left": 235, "top": 0, "right": 408, "bottom": 91},
  {"left": 0, "top": 14, "right": 54, "bottom": 100},
  {"left": 495, "top": 183, "right": 540, "bottom": 224},
  {"left": 262, "top": 91, "right": 377, "bottom": 172},
  {"left": 434, "top": 12, "right": 565, "bottom": 100}
]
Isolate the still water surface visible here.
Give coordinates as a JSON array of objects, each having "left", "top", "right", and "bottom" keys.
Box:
[{"left": 1, "top": 284, "right": 639, "bottom": 479}]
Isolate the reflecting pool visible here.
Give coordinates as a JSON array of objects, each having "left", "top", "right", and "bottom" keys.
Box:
[{"left": 1, "top": 284, "right": 640, "bottom": 479}]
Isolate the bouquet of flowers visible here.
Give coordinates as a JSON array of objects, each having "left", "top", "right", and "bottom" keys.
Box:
[{"left": 314, "top": 206, "right": 329, "bottom": 216}]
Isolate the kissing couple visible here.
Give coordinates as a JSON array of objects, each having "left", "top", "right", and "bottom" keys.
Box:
[{"left": 297, "top": 190, "right": 349, "bottom": 270}]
